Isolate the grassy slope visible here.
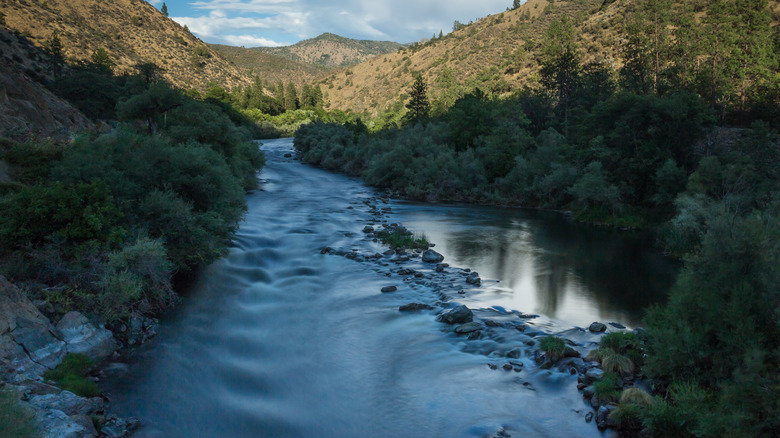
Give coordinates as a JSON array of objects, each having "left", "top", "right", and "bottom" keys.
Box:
[
  {"left": 208, "top": 43, "right": 327, "bottom": 87},
  {"left": 0, "top": 0, "right": 250, "bottom": 90},
  {"left": 319, "top": 0, "right": 780, "bottom": 116},
  {"left": 256, "top": 33, "right": 404, "bottom": 68}
]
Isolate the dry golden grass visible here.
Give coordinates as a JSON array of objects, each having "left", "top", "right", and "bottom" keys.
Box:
[{"left": 0, "top": 0, "right": 251, "bottom": 90}]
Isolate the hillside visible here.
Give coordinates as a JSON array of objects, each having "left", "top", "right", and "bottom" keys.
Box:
[
  {"left": 0, "top": 0, "right": 250, "bottom": 90},
  {"left": 256, "top": 33, "right": 404, "bottom": 69},
  {"left": 0, "top": 28, "right": 92, "bottom": 138},
  {"left": 208, "top": 43, "right": 327, "bottom": 87},
  {"left": 319, "top": 0, "right": 780, "bottom": 116}
]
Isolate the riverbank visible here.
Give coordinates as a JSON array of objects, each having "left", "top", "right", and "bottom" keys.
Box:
[{"left": 0, "top": 276, "right": 139, "bottom": 437}]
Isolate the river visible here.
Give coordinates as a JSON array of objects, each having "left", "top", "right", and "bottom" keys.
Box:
[{"left": 101, "top": 138, "right": 678, "bottom": 437}]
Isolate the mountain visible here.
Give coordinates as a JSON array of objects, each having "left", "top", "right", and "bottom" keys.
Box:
[
  {"left": 0, "top": 0, "right": 250, "bottom": 90},
  {"left": 319, "top": 0, "right": 780, "bottom": 116},
  {"left": 208, "top": 44, "right": 327, "bottom": 87},
  {"left": 256, "top": 33, "right": 404, "bottom": 69}
]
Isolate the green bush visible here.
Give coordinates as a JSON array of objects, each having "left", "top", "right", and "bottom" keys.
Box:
[
  {"left": 539, "top": 336, "right": 567, "bottom": 362},
  {"left": 0, "top": 181, "right": 124, "bottom": 254},
  {"left": 0, "top": 389, "right": 39, "bottom": 438},
  {"left": 593, "top": 372, "right": 620, "bottom": 403},
  {"left": 43, "top": 353, "right": 99, "bottom": 398},
  {"left": 376, "top": 229, "right": 428, "bottom": 250}
]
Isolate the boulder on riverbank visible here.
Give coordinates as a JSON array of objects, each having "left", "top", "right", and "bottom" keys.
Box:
[{"left": 0, "top": 276, "right": 134, "bottom": 437}]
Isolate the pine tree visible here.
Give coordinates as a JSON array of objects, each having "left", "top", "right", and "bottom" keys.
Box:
[
  {"left": 539, "top": 16, "right": 581, "bottom": 134},
  {"left": 284, "top": 82, "right": 299, "bottom": 111},
  {"left": 730, "top": 0, "right": 774, "bottom": 110},
  {"left": 91, "top": 48, "right": 114, "bottom": 75},
  {"left": 161, "top": 2, "right": 168, "bottom": 17},
  {"left": 643, "top": 0, "right": 672, "bottom": 95},
  {"left": 513, "top": 0, "right": 522, "bottom": 9},
  {"left": 666, "top": 0, "right": 703, "bottom": 92},
  {"left": 43, "top": 31, "right": 64, "bottom": 78},
  {"left": 403, "top": 73, "right": 430, "bottom": 124}
]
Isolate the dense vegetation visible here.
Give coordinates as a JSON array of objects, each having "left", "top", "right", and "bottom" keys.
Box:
[
  {"left": 0, "top": 60, "right": 264, "bottom": 325},
  {"left": 295, "top": 1, "right": 780, "bottom": 435}
]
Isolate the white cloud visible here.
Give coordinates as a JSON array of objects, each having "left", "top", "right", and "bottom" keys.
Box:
[
  {"left": 174, "top": 0, "right": 513, "bottom": 46},
  {"left": 219, "top": 34, "right": 288, "bottom": 47}
]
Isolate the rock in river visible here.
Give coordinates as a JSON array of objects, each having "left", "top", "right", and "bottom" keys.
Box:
[
  {"left": 399, "top": 303, "right": 432, "bottom": 312},
  {"left": 437, "top": 305, "right": 473, "bottom": 324},
  {"left": 589, "top": 322, "right": 607, "bottom": 333},
  {"left": 421, "top": 249, "right": 444, "bottom": 263},
  {"left": 454, "top": 322, "right": 481, "bottom": 334},
  {"left": 381, "top": 286, "right": 398, "bottom": 293}
]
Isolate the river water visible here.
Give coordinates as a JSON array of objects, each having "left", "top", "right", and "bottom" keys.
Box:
[{"left": 102, "top": 138, "right": 677, "bottom": 437}]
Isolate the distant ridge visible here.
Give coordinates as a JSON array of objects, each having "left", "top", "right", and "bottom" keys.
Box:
[
  {"left": 208, "top": 44, "right": 327, "bottom": 87},
  {"left": 255, "top": 33, "right": 404, "bottom": 68}
]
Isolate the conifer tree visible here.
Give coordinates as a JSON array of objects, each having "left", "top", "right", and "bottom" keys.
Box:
[
  {"left": 284, "top": 82, "right": 299, "bottom": 111},
  {"left": 43, "top": 31, "right": 64, "bottom": 78},
  {"left": 403, "top": 73, "right": 430, "bottom": 124},
  {"left": 539, "top": 16, "right": 581, "bottom": 134},
  {"left": 161, "top": 2, "right": 168, "bottom": 17}
]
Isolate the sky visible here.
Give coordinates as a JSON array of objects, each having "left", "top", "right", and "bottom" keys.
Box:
[{"left": 147, "top": 0, "right": 515, "bottom": 47}]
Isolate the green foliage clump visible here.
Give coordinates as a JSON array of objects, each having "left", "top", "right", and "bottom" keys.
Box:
[
  {"left": 538, "top": 336, "right": 566, "bottom": 362},
  {"left": 376, "top": 229, "right": 428, "bottom": 250},
  {"left": 43, "top": 354, "right": 99, "bottom": 398},
  {"left": 593, "top": 372, "right": 620, "bottom": 403},
  {"left": 0, "top": 181, "right": 125, "bottom": 253},
  {"left": 0, "top": 389, "right": 39, "bottom": 438},
  {"left": 1, "top": 67, "right": 264, "bottom": 326}
]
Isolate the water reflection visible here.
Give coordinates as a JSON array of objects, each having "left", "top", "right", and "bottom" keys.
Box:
[{"left": 392, "top": 204, "right": 679, "bottom": 327}]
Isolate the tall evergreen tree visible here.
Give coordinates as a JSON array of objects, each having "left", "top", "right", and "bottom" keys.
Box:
[
  {"left": 730, "top": 0, "right": 775, "bottom": 110},
  {"left": 43, "top": 31, "right": 64, "bottom": 78},
  {"left": 161, "top": 2, "right": 168, "bottom": 17},
  {"left": 404, "top": 73, "right": 430, "bottom": 124},
  {"left": 539, "top": 16, "right": 581, "bottom": 134},
  {"left": 284, "top": 82, "right": 299, "bottom": 111}
]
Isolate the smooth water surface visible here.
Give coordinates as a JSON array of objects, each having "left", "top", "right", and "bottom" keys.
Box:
[{"left": 102, "top": 138, "right": 677, "bottom": 437}]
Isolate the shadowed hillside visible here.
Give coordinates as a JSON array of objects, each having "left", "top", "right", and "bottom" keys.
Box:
[{"left": 0, "top": 0, "right": 250, "bottom": 90}]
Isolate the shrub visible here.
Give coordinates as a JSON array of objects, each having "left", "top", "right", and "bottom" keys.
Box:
[
  {"left": 43, "top": 353, "right": 99, "bottom": 398},
  {"left": 620, "top": 388, "right": 654, "bottom": 407},
  {"left": 376, "top": 229, "right": 428, "bottom": 250},
  {"left": 539, "top": 336, "right": 567, "bottom": 362},
  {"left": 593, "top": 372, "right": 620, "bottom": 403},
  {"left": 610, "top": 402, "right": 642, "bottom": 431},
  {"left": 0, "top": 389, "right": 39, "bottom": 438},
  {"left": 0, "top": 181, "right": 125, "bottom": 254},
  {"left": 601, "top": 352, "right": 635, "bottom": 375}
]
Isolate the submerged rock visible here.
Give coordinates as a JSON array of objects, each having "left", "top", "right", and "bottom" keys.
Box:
[
  {"left": 399, "top": 303, "right": 432, "bottom": 312},
  {"left": 437, "top": 305, "right": 473, "bottom": 324},
  {"left": 454, "top": 322, "right": 481, "bottom": 334}
]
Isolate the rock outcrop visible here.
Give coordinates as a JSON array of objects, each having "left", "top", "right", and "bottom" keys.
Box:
[{"left": 0, "top": 276, "right": 130, "bottom": 437}]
